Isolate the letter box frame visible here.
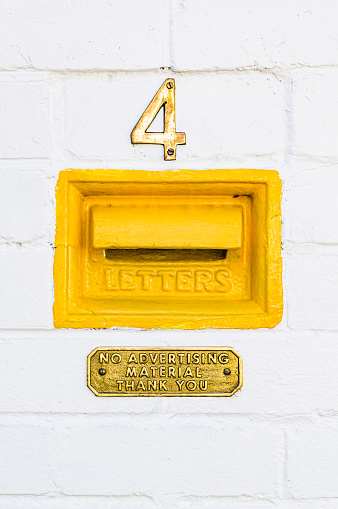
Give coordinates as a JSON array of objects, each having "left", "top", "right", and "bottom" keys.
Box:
[{"left": 54, "top": 169, "right": 282, "bottom": 329}]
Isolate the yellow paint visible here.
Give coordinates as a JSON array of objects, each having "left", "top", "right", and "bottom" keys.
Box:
[
  {"left": 92, "top": 202, "right": 242, "bottom": 249},
  {"left": 54, "top": 169, "right": 282, "bottom": 329}
]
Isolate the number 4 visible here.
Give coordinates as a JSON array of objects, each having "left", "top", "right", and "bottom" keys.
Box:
[{"left": 131, "top": 79, "right": 186, "bottom": 160}]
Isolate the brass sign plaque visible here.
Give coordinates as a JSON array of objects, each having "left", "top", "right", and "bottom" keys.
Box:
[{"left": 88, "top": 347, "right": 242, "bottom": 397}]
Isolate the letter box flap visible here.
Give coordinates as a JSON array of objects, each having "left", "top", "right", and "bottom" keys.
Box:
[{"left": 92, "top": 204, "right": 242, "bottom": 249}]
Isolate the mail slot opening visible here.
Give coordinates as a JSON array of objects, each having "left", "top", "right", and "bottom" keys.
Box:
[{"left": 105, "top": 248, "right": 228, "bottom": 263}]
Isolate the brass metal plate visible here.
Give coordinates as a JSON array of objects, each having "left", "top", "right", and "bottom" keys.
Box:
[{"left": 88, "top": 347, "right": 242, "bottom": 397}]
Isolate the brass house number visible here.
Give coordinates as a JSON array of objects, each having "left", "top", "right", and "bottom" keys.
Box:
[{"left": 131, "top": 79, "right": 186, "bottom": 160}]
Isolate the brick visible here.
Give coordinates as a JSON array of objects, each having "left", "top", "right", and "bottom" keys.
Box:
[
  {"left": 172, "top": 0, "right": 338, "bottom": 70},
  {"left": 293, "top": 71, "right": 338, "bottom": 157},
  {"left": 0, "top": 0, "right": 169, "bottom": 70},
  {"left": 0, "top": 171, "right": 51, "bottom": 243},
  {"left": 178, "top": 500, "right": 338, "bottom": 509},
  {"left": 287, "top": 422, "right": 338, "bottom": 498},
  {"left": 0, "top": 246, "right": 53, "bottom": 328},
  {"left": 63, "top": 73, "right": 284, "bottom": 161},
  {"left": 50, "top": 423, "right": 280, "bottom": 497},
  {"left": 3, "top": 334, "right": 338, "bottom": 418},
  {"left": 1, "top": 497, "right": 338, "bottom": 509},
  {"left": 0, "top": 82, "right": 48, "bottom": 158},
  {"left": 0, "top": 495, "right": 157, "bottom": 508},
  {"left": 285, "top": 163, "right": 338, "bottom": 244},
  {"left": 0, "top": 425, "right": 48, "bottom": 494},
  {"left": 287, "top": 254, "right": 338, "bottom": 330}
]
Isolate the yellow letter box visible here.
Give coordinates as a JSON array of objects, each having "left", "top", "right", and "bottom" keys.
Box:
[{"left": 54, "top": 169, "right": 282, "bottom": 329}]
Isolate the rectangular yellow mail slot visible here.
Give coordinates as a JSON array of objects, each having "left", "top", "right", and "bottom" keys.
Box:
[
  {"left": 54, "top": 169, "right": 283, "bottom": 330},
  {"left": 92, "top": 204, "right": 242, "bottom": 250}
]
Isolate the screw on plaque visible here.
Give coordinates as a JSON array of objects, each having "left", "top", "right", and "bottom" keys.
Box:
[
  {"left": 223, "top": 368, "right": 231, "bottom": 376},
  {"left": 98, "top": 368, "right": 106, "bottom": 376},
  {"left": 167, "top": 148, "right": 174, "bottom": 156},
  {"left": 166, "top": 81, "right": 173, "bottom": 89}
]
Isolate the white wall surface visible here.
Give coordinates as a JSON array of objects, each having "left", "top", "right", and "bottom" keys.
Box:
[{"left": 0, "top": 1, "right": 338, "bottom": 507}]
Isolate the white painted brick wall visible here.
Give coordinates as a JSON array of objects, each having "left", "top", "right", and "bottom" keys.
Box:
[
  {"left": 0, "top": 425, "right": 48, "bottom": 495},
  {"left": 0, "top": 0, "right": 170, "bottom": 70},
  {"left": 172, "top": 0, "right": 338, "bottom": 70},
  {"left": 49, "top": 423, "right": 281, "bottom": 497},
  {"left": 0, "top": 81, "right": 49, "bottom": 158},
  {"left": 0, "top": 1, "right": 337, "bottom": 507},
  {"left": 63, "top": 73, "right": 285, "bottom": 162}
]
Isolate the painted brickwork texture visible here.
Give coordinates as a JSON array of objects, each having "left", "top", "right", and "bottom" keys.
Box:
[{"left": 0, "top": 1, "right": 338, "bottom": 507}]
